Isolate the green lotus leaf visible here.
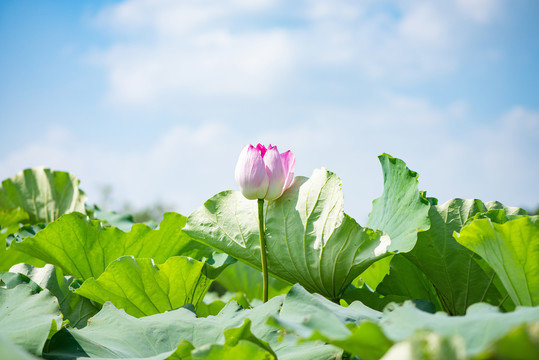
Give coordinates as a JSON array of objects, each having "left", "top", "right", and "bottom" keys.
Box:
[
  {"left": 0, "top": 167, "right": 87, "bottom": 224},
  {"left": 455, "top": 216, "right": 539, "bottom": 306},
  {"left": 0, "top": 284, "right": 62, "bottom": 356},
  {"left": 75, "top": 255, "right": 231, "bottom": 317},
  {"left": 270, "top": 285, "right": 390, "bottom": 359},
  {"left": 1, "top": 264, "right": 99, "bottom": 328},
  {"left": 274, "top": 284, "right": 382, "bottom": 338},
  {"left": 358, "top": 154, "right": 431, "bottom": 290},
  {"left": 14, "top": 212, "right": 209, "bottom": 281},
  {"left": 366, "top": 154, "right": 431, "bottom": 253},
  {"left": 401, "top": 199, "right": 522, "bottom": 314},
  {"left": 379, "top": 301, "right": 539, "bottom": 356},
  {"left": 184, "top": 168, "right": 387, "bottom": 300},
  {"left": 46, "top": 287, "right": 342, "bottom": 360}
]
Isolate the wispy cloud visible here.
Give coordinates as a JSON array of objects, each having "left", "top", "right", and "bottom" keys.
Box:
[{"left": 91, "top": 0, "right": 505, "bottom": 103}]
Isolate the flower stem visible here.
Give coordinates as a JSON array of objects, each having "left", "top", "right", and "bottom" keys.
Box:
[{"left": 257, "top": 198, "right": 268, "bottom": 303}]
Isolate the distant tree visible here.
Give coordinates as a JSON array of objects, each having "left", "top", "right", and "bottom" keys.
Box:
[
  {"left": 122, "top": 202, "right": 176, "bottom": 224},
  {"left": 97, "top": 184, "right": 176, "bottom": 224}
]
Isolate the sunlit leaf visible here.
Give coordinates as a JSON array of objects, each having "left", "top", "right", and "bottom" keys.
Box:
[
  {"left": 14, "top": 212, "right": 207, "bottom": 281},
  {"left": 455, "top": 216, "right": 539, "bottom": 306},
  {"left": 0, "top": 167, "right": 87, "bottom": 224},
  {"left": 358, "top": 154, "right": 431, "bottom": 290},
  {"left": 75, "top": 255, "right": 231, "bottom": 317}
]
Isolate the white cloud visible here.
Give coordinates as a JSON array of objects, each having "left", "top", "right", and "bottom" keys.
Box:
[
  {"left": 454, "top": 0, "right": 501, "bottom": 23},
  {"left": 96, "top": 29, "right": 291, "bottom": 102},
  {"left": 91, "top": 0, "right": 505, "bottom": 103}
]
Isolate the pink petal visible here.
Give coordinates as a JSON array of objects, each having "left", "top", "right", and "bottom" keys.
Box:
[
  {"left": 256, "top": 143, "right": 267, "bottom": 158},
  {"left": 280, "top": 150, "right": 295, "bottom": 192},
  {"left": 263, "top": 146, "right": 286, "bottom": 200},
  {"left": 235, "top": 144, "right": 269, "bottom": 200}
]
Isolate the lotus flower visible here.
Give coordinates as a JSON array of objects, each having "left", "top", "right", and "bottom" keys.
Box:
[{"left": 235, "top": 144, "right": 295, "bottom": 200}]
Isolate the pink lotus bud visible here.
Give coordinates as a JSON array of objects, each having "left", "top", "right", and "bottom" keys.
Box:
[{"left": 235, "top": 144, "right": 295, "bottom": 200}]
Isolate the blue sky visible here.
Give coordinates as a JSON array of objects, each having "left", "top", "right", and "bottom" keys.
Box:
[{"left": 1, "top": 0, "right": 538, "bottom": 222}]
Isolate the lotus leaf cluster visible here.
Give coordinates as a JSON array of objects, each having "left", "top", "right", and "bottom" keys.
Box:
[{"left": 0, "top": 155, "right": 537, "bottom": 359}]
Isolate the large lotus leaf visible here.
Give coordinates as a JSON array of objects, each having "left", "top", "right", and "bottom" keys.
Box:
[
  {"left": 366, "top": 154, "right": 431, "bottom": 253},
  {"left": 75, "top": 255, "right": 230, "bottom": 317},
  {"left": 455, "top": 216, "right": 539, "bottom": 306},
  {"left": 14, "top": 212, "right": 208, "bottom": 281},
  {"left": 358, "top": 154, "right": 431, "bottom": 290},
  {"left": 45, "top": 290, "right": 342, "bottom": 360},
  {"left": 1, "top": 264, "right": 99, "bottom": 328},
  {"left": 216, "top": 260, "right": 291, "bottom": 301},
  {"left": 270, "top": 285, "right": 391, "bottom": 359},
  {"left": 380, "top": 332, "right": 466, "bottom": 360},
  {"left": 402, "top": 199, "right": 522, "bottom": 315},
  {"left": 379, "top": 301, "right": 539, "bottom": 356},
  {"left": 184, "top": 168, "right": 387, "bottom": 300},
  {"left": 0, "top": 284, "right": 63, "bottom": 356},
  {"left": 0, "top": 167, "right": 87, "bottom": 224}
]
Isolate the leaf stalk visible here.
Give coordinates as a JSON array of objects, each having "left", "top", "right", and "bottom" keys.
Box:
[{"left": 258, "top": 198, "right": 268, "bottom": 303}]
